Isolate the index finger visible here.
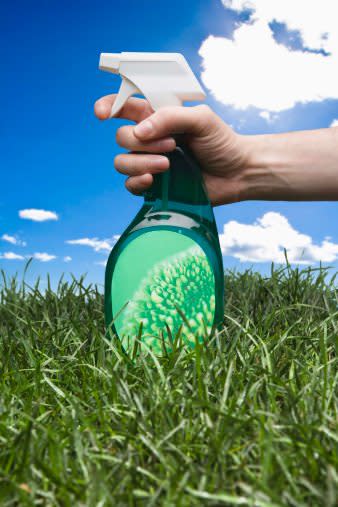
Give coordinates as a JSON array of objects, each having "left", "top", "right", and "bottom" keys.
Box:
[{"left": 94, "top": 94, "right": 154, "bottom": 123}]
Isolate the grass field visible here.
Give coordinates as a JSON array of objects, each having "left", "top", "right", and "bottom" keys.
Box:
[{"left": 0, "top": 265, "right": 337, "bottom": 506}]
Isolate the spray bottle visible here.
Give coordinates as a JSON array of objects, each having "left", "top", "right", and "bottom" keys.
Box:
[{"left": 99, "top": 52, "right": 224, "bottom": 355}]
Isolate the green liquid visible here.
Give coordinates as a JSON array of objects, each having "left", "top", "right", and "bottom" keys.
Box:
[
  {"left": 105, "top": 145, "right": 224, "bottom": 356},
  {"left": 111, "top": 230, "right": 215, "bottom": 354}
]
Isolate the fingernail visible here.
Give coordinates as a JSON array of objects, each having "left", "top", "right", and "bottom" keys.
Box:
[{"left": 134, "top": 120, "right": 153, "bottom": 138}]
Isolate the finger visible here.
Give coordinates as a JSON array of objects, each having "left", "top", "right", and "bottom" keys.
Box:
[
  {"left": 116, "top": 125, "right": 176, "bottom": 152},
  {"left": 115, "top": 153, "right": 169, "bottom": 176},
  {"left": 125, "top": 173, "right": 153, "bottom": 195},
  {"left": 94, "top": 95, "right": 153, "bottom": 122},
  {"left": 133, "top": 104, "right": 214, "bottom": 141}
]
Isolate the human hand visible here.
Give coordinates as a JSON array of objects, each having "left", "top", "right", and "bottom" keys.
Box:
[{"left": 94, "top": 95, "right": 252, "bottom": 205}]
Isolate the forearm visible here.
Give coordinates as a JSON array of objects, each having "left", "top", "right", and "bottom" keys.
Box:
[{"left": 242, "top": 127, "right": 338, "bottom": 201}]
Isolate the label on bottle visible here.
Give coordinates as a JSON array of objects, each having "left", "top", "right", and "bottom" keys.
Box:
[{"left": 111, "top": 230, "right": 215, "bottom": 354}]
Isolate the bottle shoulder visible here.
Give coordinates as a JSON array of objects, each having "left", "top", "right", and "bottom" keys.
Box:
[
  {"left": 128, "top": 209, "right": 217, "bottom": 243},
  {"left": 107, "top": 209, "right": 222, "bottom": 273}
]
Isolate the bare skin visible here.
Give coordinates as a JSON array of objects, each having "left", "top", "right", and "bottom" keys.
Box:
[{"left": 94, "top": 94, "right": 338, "bottom": 205}]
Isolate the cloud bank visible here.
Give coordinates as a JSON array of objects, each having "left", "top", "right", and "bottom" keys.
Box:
[
  {"left": 199, "top": 0, "right": 338, "bottom": 112},
  {"left": 219, "top": 212, "right": 338, "bottom": 264}
]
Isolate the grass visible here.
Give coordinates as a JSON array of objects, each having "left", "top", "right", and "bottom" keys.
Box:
[{"left": 0, "top": 264, "right": 337, "bottom": 506}]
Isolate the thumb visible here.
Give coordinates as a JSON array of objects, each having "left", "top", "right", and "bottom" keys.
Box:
[{"left": 133, "top": 105, "right": 212, "bottom": 141}]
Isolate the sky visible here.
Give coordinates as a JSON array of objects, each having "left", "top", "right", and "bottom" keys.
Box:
[{"left": 1, "top": 0, "right": 338, "bottom": 289}]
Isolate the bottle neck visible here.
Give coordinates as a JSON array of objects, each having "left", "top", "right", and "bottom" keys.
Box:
[{"left": 144, "top": 145, "right": 214, "bottom": 223}]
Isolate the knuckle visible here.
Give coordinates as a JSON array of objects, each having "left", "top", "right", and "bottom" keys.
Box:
[
  {"left": 194, "top": 104, "right": 214, "bottom": 134},
  {"left": 195, "top": 104, "right": 212, "bottom": 117}
]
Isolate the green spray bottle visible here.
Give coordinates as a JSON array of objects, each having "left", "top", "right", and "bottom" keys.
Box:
[{"left": 99, "top": 52, "right": 224, "bottom": 355}]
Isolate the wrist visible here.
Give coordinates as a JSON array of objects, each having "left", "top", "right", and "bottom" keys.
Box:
[{"left": 238, "top": 134, "right": 290, "bottom": 201}]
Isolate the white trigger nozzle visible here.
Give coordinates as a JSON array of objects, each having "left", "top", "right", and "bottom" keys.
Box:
[
  {"left": 98, "top": 52, "right": 206, "bottom": 113},
  {"left": 110, "top": 78, "right": 140, "bottom": 118}
]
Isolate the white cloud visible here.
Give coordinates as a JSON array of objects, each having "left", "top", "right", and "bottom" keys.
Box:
[
  {"left": 330, "top": 119, "right": 338, "bottom": 127},
  {"left": 31, "top": 252, "right": 56, "bottom": 262},
  {"left": 222, "top": 1, "right": 338, "bottom": 52},
  {"left": 0, "top": 252, "right": 25, "bottom": 260},
  {"left": 63, "top": 256, "right": 72, "bottom": 262},
  {"left": 2, "top": 234, "right": 17, "bottom": 245},
  {"left": 219, "top": 212, "right": 338, "bottom": 264},
  {"left": 1, "top": 234, "right": 26, "bottom": 246},
  {"left": 66, "top": 236, "right": 119, "bottom": 252},
  {"left": 199, "top": 0, "right": 338, "bottom": 112},
  {"left": 19, "top": 209, "right": 58, "bottom": 222}
]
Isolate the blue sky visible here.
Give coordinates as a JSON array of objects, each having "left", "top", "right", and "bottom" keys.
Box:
[{"left": 1, "top": 0, "right": 338, "bottom": 288}]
